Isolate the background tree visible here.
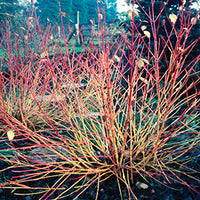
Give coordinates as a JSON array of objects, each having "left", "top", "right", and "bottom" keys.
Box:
[
  {"left": 99, "top": 0, "right": 118, "bottom": 23},
  {"left": 0, "top": 0, "right": 21, "bottom": 23},
  {"left": 72, "top": 0, "right": 89, "bottom": 24},
  {"left": 35, "top": 0, "right": 60, "bottom": 25},
  {"left": 60, "top": 0, "right": 74, "bottom": 24}
]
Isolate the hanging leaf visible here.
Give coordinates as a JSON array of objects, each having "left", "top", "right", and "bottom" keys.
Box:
[
  {"left": 191, "top": 17, "right": 197, "bottom": 25},
  {"left": 41, "top": 51, "right": 49, "bottom": 58},
  {"left": 169, "top": 14, "right": 177, "bottom": 24},
  {"left": 50, "top": 33, "right": 53, "bottom": 40},
  {"left": 61, "top": 12, "right": 67, "bottom": 18},
  {"left": 29, "top": 22, "right": 34, "bottom": 28},
  {"left": 134, "top": 9, "right": 140, "bottom": 17},
  {"left": 136, "top": 59, "right": 144, "bottom": 68},
  {"left": 99, "top": 13, "right": 103, "bottom": 20},
  {"left": 141, "top": 25, "right": 147, "bottom": 31},
  {"left": 7, "top": 130, "right": 15, "bottom": 140},
  {"left": 20, "top": 27, "right": 25, "bottom": 31},
  {"left": 114, "top": 55, "right": 120, "bottom": 63},
  {"left": 28, "top": 17, "right": 35, "bottom": 20},
  {"left": 140, "top": 77, "right": 148, "bottom": 84},
  {"left": 136, "top": 58, "right": 149, "bottom": 68},
  {"left": 128, "top": 10, "right": 132, "bottom": 19},
  {"left": 142, "top": 58, "right": 149, "bottom": 65},
  {"left": 144, "top": 31, "right": 151, "bottom": 39}
]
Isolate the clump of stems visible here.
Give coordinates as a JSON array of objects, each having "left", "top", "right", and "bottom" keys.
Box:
[{"left": 0, "top": 1, "right": 199, "bottom": 199}]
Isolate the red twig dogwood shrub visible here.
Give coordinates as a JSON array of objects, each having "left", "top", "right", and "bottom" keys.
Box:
[{"left": 0, "top": 1, "right": 199, "bottom": 199}]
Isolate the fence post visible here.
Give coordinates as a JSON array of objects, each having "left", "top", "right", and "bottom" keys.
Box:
[{"left": 75, "top": 11, "right": 80, "bottom": 46}]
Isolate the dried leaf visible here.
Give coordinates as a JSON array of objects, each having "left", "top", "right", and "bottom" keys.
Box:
[
  {"left": 136, "top": 182, "right": 149, "bottom": 189},
  {"left": 24, "top": 35, "right": 28, "bottom": 40},
  {"left": 15, "top": 33, "right": 19, "bottom": 37},
  {"left": 136, "top": 58, "right": 149, "bottom": 68},
  {"left": 50, "top": 33, "right": 53, "bottom": 40},
  {"left": 47, "top": 17, "right": 50, "bottom": 22},
  {"left": 61, "top": 12, "right": 67, "bottom": 18},
  {"left": 40, "top": 51, "right": 49, "bottom": 58},
  {"left": 140, "top": 77, "right": 148, "bottom": 84},
  {"left": 28, "top": 17, "right": 35, "bottom": 20},
  {"left": 143, "top": 31, "right": 151, "bottom": 38},
  {"left": 29, "top": 22, "right": 34, "bottom": 28},
  {"left": 128, "top": 10, "right": 132, "bottom": 19},
  {"left": 134, "top": 9, "right": 140, "bottom": 17},
  {"left": 136, "top": 59, "right": 144, "bottom": 68},
  {"left": 169, "top": 14, "right": 177, "bottom": 24},
  {"left": 191, "top": 17, "right": 197, "bottom": 25},
  {"left": 141, "top": 25, "right": 147, "bottom": 31},
  {"left": 114, "top": 55, "right": 120, "bottom": 62},
  {"left": 183, "top": 0, "right": 186, "bottom": 5},
  {"left": 20, "top": 27, "right": 25, "bottom": 31},
  {"left": 99, "top": 13, "right": 103, "bottom": 20},
  {"left": 7, "top": 130, "right": 15, "bottom": 140},
  {"left": 142, "top": 58, "right": 149, "bottom": 64}
]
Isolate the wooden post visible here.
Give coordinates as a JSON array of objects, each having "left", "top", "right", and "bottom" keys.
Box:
[{"left": 76, "top": 11, "right": 80, "bottom": 45}]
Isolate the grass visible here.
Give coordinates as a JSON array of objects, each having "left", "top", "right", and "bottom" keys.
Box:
[{"left": 0, "top": 1, "right": 200, "bottom": 200}]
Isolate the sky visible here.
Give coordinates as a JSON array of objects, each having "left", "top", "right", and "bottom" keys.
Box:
[{"left": 117, "top": 0, "right": 132, "bottom": 13}]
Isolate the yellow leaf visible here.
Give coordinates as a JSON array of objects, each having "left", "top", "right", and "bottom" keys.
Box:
[
  {"left": 144, "top": 31, "right": 151, "bottom": 38},
  {"left": 140, "top": 77, "right": 148, "bottom": 84},
  {"left": 29, "top": 22, "right": 34, "bottom": 28},
  {"left": 183, "top": 0, "right": 186, "bottom": 5},
  {"left": 15, "top": 33, "right": 19, "bottom": 37},
  {"left": 134, "top": 9, "right": 140, "bottom": 17},
  {"left": 128, "top": 11, "right": 132, "bottom": 19},
  {"left": 142, "top": 58, "right": 149, "bottom": 64},
  {"left": 24, "top": 35, "right": 28, "bottom": 40},
  {"left": 191, "top": 17, "right": 197, "bottom": 25},
  {"left": 136, "top": 59, "right": 144, "bottom": 68},
  {"left": 7, "top": 130, "right": 15, "bottom": 140},
  {"left": 114, "top": 55, "right": 120, "bottom": 62},
  {"left": 28, "top": 17, "right": 35, "bottom": 20},
  {"left": 141, "top": 25, "right": 147, "bottom": 31},
  {"left": 20, "top": 27, "right": 25, "bottom": 31},
  {"left": 61, "top": 12, "right": 67, "bottom": 18},
  {"left": 169, "top": 14, "right": 177, "bottom": 24},
  {"left": 136, "top": 58, "right": 149, "bottom": 68},
  {"left": 99, "top": 13, "right": 103, "bottom": 20},
  {"left": 41, "top": 51, "right": 49, "bottom": 58}
]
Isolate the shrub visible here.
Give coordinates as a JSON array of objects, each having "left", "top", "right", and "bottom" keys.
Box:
[{"left": 0, "top": 1, "right": 199, "bottom": 199}]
